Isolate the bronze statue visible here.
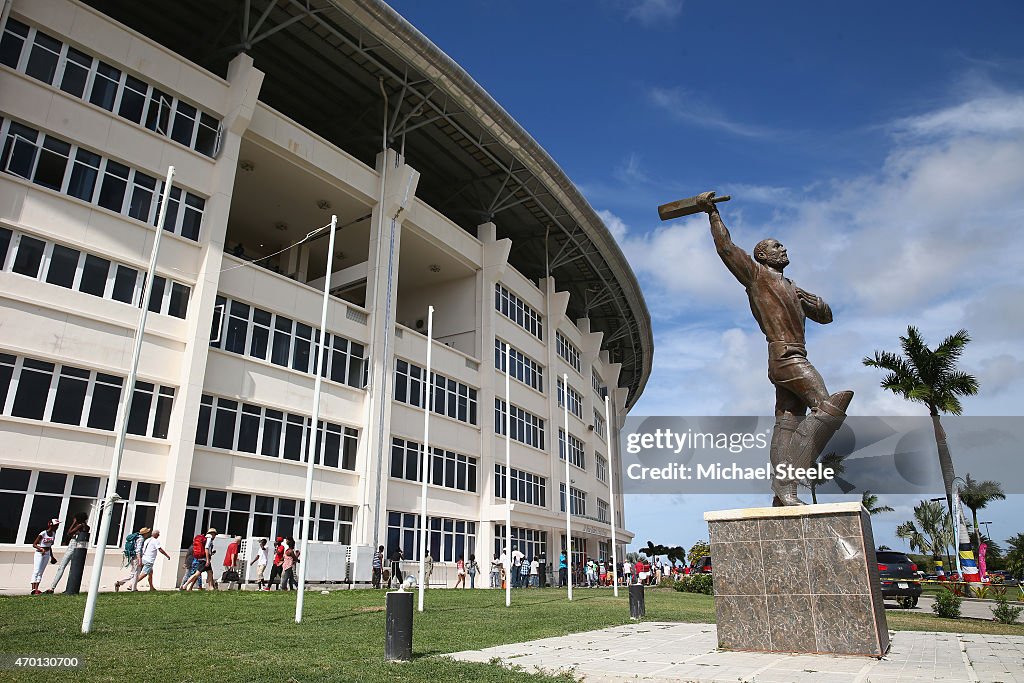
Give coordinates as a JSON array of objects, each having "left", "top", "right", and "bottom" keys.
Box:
[{"left": 661, "top": 192, "right": 853, "bottom": 506}]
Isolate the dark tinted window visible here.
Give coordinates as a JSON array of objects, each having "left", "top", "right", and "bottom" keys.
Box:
[
  {"left": 876, "top": 552, "right": 911, "bottom": 564},
  {"left": 45, "top": 244, "right": 80, "bottom": 288},
  {"left": 12, "top": 235, "right": 45, "bottom": 277}
]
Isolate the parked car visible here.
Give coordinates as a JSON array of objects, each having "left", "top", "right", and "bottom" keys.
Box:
[
  {"left": 690, "top": 556, "right": 712, "bottom": 574},
  {"left": 876, "top": 550, "right": 922, "bottom": 608}
]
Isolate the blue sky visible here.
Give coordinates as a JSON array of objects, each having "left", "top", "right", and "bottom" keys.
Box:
[{"left": 388, "top": 1, "right": 1024, "bottom": 556}]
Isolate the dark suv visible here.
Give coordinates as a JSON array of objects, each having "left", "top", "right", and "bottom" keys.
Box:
[
  {"left": 876, "top": 550, "right": 922, "bottom": 608},
  {"left": 690, "top": 556, "right": 712, "bottom": 574}
]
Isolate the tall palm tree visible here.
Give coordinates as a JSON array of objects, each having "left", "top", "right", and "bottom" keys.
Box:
[
  {"left": 1005, "top": 533, "right": 1024, "bottom": 580},
  {"left": 896, "top": 500, "right": 953, "bottom": 576},
  {"left": 800, "top": 451, "right": 847, "bottom": 504},
  {"left": 863, "top": 327, "right": 979, "bottom": 575},
  {"left": 861, "top": 491, "right": 894, "bottom": 515},
  {"left": 958, "top": 474, "right": 1005, "bottom": 553}
]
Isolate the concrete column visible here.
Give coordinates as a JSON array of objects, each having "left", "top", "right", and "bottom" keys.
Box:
[
  {"left": 473, "top": 222, "right": 510, "bottom": 567},
  {"left": 151, "top": 53, "right": 264, "bottom": 588},
  {"left": 357, "top": 149, "right": 419, "bottom": 550}
]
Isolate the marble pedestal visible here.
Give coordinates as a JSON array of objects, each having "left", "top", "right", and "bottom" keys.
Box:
[{"left": 704, "top": 502, "right": 890, "bottom": 657}]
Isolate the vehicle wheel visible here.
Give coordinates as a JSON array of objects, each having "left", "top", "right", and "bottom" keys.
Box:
[
  {"left": 899, "top": 597, "right": 914, "bottom": 609},
  {"left": 911, "top": 596, "right": 919, "bottom": 608}
]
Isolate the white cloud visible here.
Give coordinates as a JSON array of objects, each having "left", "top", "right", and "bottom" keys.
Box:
[
  {"left": 626, "top": 0, "right": 683, "bottom": 25},
  {"left": 649, "top": 87, "right": 772, "bottom": 138},
  {"left": 894, "top": 93, "right": 1024, "bottom": 138}
]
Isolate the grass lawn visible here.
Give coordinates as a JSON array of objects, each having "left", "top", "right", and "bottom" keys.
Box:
[{"left": 1, "top": 587, "right": 1020, "bottom": 682}]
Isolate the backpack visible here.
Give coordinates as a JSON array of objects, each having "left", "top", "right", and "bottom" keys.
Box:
[
  {"left": 192, "top": 534, "right": 207, "bottom": 560},
  {"left": 123, "top": 532, "right": 142, "bottom": 564}
]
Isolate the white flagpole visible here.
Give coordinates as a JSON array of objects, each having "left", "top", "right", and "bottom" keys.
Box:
[
  {"left": 83, "top": 166, "right": 175, "bottom": 634},
  {"left": 295, "top": 214, "right": 337, "bottom": 624},
  {"left": 605, "top": 394, "right": 619, "bottom": 598},
  {"left": 504, "top": 344, "right": 512, "bottom": 607},
  {"left": 417, "top": 306, "right": 434, "bottom": 612},
  {"left": 563, "top": 374, "right": 572, "bottom": 601}
]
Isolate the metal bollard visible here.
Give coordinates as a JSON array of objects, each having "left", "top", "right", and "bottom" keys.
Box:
[
  {"left": 385, "top": 590, "right": 414, "bottom": 661},
  {"left": 65, "top": 542, "right": 89, "bottom": 595},
  {"left": 628, "top": 584, "right": 645, "bottom": 619}
]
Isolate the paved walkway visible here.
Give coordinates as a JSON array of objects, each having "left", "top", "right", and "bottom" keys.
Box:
[{"left": 448, "top": 622, "right": 1024, "bottom": 683}]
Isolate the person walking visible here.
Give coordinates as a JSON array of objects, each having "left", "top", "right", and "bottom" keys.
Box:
[
  {"left": 183, "top": 528, "right": 219, "bottom": 591},
  {"left": 510, "top": 547, "right": 524, "bottom": 588},
  {"left": 250, "top": 538, "right": 269, "bottom": 590},
  {"left": 280, "top": 538, "right": 298, "bottom": 590},
  {"left": 558, "top": 551, "right": 567, "bottom": 588},
  {"left": 489, "top": 553, "right": 501, "bottom": 588},
  {"left": 622, "top": 559, "right": 632, "bottom": 585},
  {"left": 529, "top": 557, "right": 540, "bottom": 587},
  {"left": 114, "top": 527, "right": 147, "bottom": 592},
  {"left": 137, "top": 530, "right": 171, "bottom": 591},
  {"left": 453, "top": 555, "right": 466, "bottom": 589},
  {"left": 519, "top": 556, "right": 530, "bottom": 588},
  {"left": 466, "top": 554, "right": 479, "bottom": 589},
  {"left": 46, "top": 513, "right": 88, "bottom": 593},
  {"left": 371, "top": 545, "right": 384, "bottom": 589},
  {"left": 390, "top": 548, "right": 404, "bottom": 588},
  {"left": 268, "top": 537, "right": 285, "bottom": 590},
  {"left": 422, "top": 550, "right": 434, "bottom": 589},
  {"left": 30, "top": 518, "right": 60, "bottom": 595}
]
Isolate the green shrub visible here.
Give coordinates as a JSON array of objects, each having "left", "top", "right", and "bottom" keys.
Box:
[
  {"left": 672, "top": 573, "right": 713, "bottom": 595},
  {"left": 992, "top": 596, "right": 1023, "bottom": 625},
  {"left": 657, "top": 577, "right": 677, "bottom": 588},
  {"left": 932, "top": 589, "right": 962, "bottom": 619}
]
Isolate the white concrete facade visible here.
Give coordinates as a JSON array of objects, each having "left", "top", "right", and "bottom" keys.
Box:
[{"left": 0, "top": 0, "right": 640, "bottom": 590}]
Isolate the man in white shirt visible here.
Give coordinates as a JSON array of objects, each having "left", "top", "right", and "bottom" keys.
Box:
[
  {"left": 529, "top": 558, "right": 540, "bottom": 587},
  {"left": 250, "top": 538, "right": 269, "bottom": 591},
  {"left": 510, "top": 548, "right": 525, "bottom": 588},
  {"left": 137, "top": 530, "right": 171, "bottom": 591}
]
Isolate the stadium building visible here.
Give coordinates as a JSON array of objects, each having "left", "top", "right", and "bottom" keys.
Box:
[{"left": 0, "top": 0, "right": 652, "bottom": 589}]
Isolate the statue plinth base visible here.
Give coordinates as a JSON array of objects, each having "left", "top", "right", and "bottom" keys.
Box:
[{"left": 704, "top": 502, "right": 889, "bottom": 657}]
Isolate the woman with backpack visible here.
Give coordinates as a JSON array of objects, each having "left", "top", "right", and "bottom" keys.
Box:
[
  {"left": 30, "top": 518, "right": 60, "bottom": 595},
  {"left": 114, "top": 527, "right": 148, "bottom": 592}
]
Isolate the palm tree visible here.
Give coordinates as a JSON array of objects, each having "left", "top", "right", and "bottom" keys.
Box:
[
  {"left": 863, "top": 327, "right": 979, "bottom": 517},
  {"left": 861, "top": 491, "right": 894, "bottom": 515},
  {"left": 1005, "top": 534, "right": 1024, "bottom": 580},
  {"left": 958, "top": 474, "right": 1005, "bottom": 554},
  {"left": 896, "top": 500, "right": 953, "bottom": 576},
  {"left": 800, "top": 451, "right": 847, "bottom": 504}
]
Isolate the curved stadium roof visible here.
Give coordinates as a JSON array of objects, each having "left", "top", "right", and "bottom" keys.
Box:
[{"left": 84, "top": 0, "right": 653, "bottom": 408}]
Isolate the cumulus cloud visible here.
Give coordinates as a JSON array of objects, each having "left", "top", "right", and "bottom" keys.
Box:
[{"left": 626, "top": 0, "right": 684, "bottom": 25}]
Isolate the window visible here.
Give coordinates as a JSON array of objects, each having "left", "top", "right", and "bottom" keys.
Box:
[
  {"left": 597, "top": 498, "right": 610, "bottom": 523},
  {"left": 556, "top": 331, "right": 582, "bottom": 373},
  {"left": 183, "top": 488, "right": 354, "bottom": 547},
  {"left": 560, "top": 534, "right": 587, "bottom": 568},
  {"left": 494, "top": 465, "right": 546, "bottom": 508},
  {"left": 494, "top": 399, "right": 545, "bottom": 450},
  {"left": 1, "top": 119, "right": 206, "bottom": 240},
  {"left": 593, "top": 408, "right": 607, "bottom": 441},
  {"left": 558, "top": 429, "right": 586, "bottom": 470},
  {"left": 0, "top": 467, "right": 157, "bottom": 548},
  {"left": 0, "top": 352, "right": 172, "bottom": 437},
  {"left": 559, "top": 484, "right": 587, "bottom": 516},
  {"left": 394, "top": 359, "right": 477, "bottom": 425},
  {"left": 0, "top": 18, "right": 222, "bottom": 157},
  {"left": 592, "top": 368, "right": 608, "bottom": 398},
  {"left": 599, "top": 540, "right": 611, "bottom": 560},
  {"left": 494, "top": 283, "right": 543, "bottom": 339},
  {"left": 494, "top": 525, "right": 547, "bottom": 562},
  {"left": 494, "top": 339, "right": 543, "bottom": 392},
  {"left": 196, "top": 394, "right": 358, "bottom": 471},
  {"left": 210, "top": 295, "right": 367, "bottom": 389},
  {"left": 596, "top": 454, "right": 608, "bottom": 484},
  {"left": 390, "top": 437, "right": 478, "bottom": 493},
  {"left": 386, "top": 511, "right": 476, "bottom": 563},
  {"left": 556, "top": 378, "right": 583, "bottom": 420},
  {"left": 1, "top": 227, "right": 190, "bottom": 317}
]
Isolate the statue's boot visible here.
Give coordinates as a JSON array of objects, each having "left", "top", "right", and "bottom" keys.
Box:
[
  {"left": 774, "top": 390, "right": 854, "bottom": 506},
  {"left": 770, "top": 415, "right": 803, "bottom": 506}
]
